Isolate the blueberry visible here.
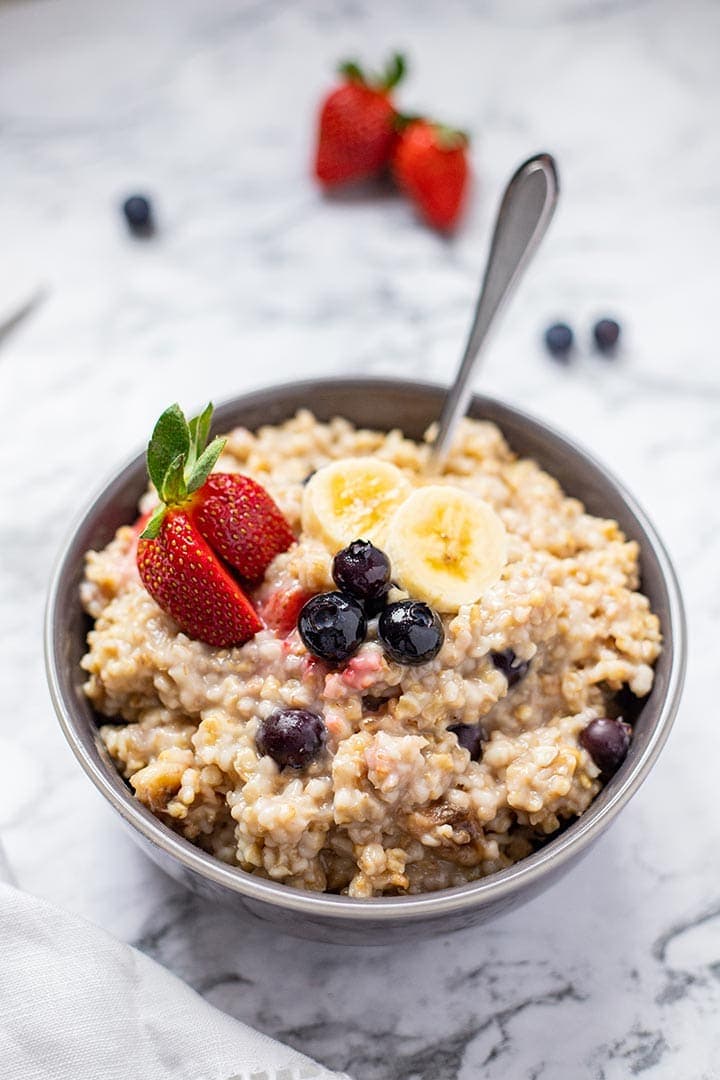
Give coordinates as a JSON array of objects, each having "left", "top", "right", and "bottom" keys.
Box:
[
  {"left": 579, "top": 717, "right": 631, "bottom": 778},
  {"left": 332, "top": 540, "right": 391, "bottom": 605},
  {"left": 491, "top": 648, "right": 529, "bottom": 687},
  {"left": 544, "top": 322, "right": 574, "bottom": 359},
  {"left": 593, "top": 318, "right": 621, "bottom": 354},
  {"left": 298, "top": 591, "right": 366, "bottom": 663},
  {"left": 378, "top": 600, "right": 444, "bottom": 665},
  {"left": 256, "top": 708, "right": 326, "bottom": 769},
  {"left": 122, "top": 194, "right": 153, "bottom": 234},
  {"left": 448, "top": 723, "right": 484, "bottom": 761}
]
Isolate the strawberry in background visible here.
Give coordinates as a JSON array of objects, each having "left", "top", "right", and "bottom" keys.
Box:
[
  {"left": 393, "top": 119, "right": 470, "bottom": 231},
  {"left": 314, "top": 52, "right": 405, "bottom": 186},
  {"left": 312, "top": 51, "right": 471, "bottom": 231}
]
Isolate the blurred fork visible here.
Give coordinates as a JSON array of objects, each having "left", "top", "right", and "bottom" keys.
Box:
[{"left": 0, "top": 285, "right": 47, "bottom": 350}]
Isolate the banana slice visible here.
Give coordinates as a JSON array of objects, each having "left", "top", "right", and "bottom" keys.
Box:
[
  {"left": 385, "top": 485, "right": 507, "bottom": 612},
  {"left": 302, "top": 457, "right": 412, "bottom": 552}
]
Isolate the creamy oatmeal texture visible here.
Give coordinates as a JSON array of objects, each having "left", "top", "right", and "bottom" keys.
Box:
[{"left": 80, "top": 411, "right": 661, "bottom": 897}]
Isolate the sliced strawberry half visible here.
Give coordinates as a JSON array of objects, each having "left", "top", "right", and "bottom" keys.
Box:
[
  {"left": 191, "top": 472, "right": 294, "bottom": 581},
  {"left": 135, "top": 401, "right": 294, "bottom": 648},
  {"left": 137, "top": 509, "right": 262, "bottom": 647}
]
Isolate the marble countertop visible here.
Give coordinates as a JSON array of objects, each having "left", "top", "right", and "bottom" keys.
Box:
[{"left": 1, "top": 0, "right": 719, "bottom": 1076}]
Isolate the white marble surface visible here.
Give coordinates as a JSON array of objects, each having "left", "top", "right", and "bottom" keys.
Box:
[{"left": 1, "top": 0, "right": 719, "bottom": 1076}]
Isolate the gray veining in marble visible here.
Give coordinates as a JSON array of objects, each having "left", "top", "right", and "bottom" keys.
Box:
[{"left": 1, "top": 0, "right": 719, "bottom": 1077}]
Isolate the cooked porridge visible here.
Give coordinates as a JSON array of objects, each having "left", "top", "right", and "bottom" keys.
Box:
[{"left": 80, "top": 409, "right": 661, "bottom": 896}]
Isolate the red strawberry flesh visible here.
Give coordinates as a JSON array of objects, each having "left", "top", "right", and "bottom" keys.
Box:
[
  {"left": 315, "top": 83, "right": 397, "bottom": 187},
  {"left": 393, "top": 120, "right": 470, "bottom": 231},
  {"left": 190, "top": 472, "right": 294, "bottom": 581},
  {"left": 137, "top": 509, "right": 262, "bottom": 647}
]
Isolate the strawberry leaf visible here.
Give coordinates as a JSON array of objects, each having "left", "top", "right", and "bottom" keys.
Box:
[
  {"left": 186, "top": 436, "right": 226, "bottom": 494},
  {"left": 381, "top": 52, "right": 406, "bottom": 91},
  {"left": 339, "top": 52, "right": 406, "bottom": 92},
  {"left": 433, "top": 123, "right": 469, "bottom": 151},
  {"left": 139, "top": 502, "right": 168, "bottom": 540},
  {"left": 147, "top": 404, "right": 190, "bottom": 495},
  {"left": 394, "top": 112, "right": 423, "bottom": 132},
  {"left": 160, "top": 452, "right": 187, "bottom": 505},
  {"left": 188, "top": 402, "right": 214, "bottom": 467},
  {"left": 338, "top": 59, "right": 365, "bottom": 84}
]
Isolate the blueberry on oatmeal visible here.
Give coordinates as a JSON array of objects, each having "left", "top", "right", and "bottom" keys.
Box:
[
  {"left": 298, "top": 591, "right": 367, "bottom": 663},
  {"left": 579, "top": 717, "right": 631, "bottom": 778},
  {"left": 491, "top": 648, "right": 530, "bottom": 687},
  {"left": 332, "top": 539, "right": 391, "bottom": 605},
  {"left": 378, "top": 600, "right": 444, "bottom": 665},
  {"left": 256, "top": 708, "right": 327, "bottom": 769},
  {"left": 448, "top": 723, "right": 484, "bottom": 761}
]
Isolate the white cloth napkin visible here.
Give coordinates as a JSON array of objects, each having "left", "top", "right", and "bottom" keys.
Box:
[{"left": 0, "top": 882, "right": 350, "bottom": 1080}]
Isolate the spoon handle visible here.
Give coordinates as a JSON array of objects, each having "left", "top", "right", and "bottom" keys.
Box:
[{"left": 430, "top": 152, "right": 560, "bottom": 468}]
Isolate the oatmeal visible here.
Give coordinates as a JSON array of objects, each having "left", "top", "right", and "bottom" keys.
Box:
[{"left": 80, "top": 409, "right": 661, "bottom": 896}]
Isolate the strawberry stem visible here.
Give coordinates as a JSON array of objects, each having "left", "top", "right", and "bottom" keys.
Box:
[
  {"left": 140, "top": 402, "right": 226, "bottom": 540},
  {"left": 434, "top": 123, "right": 469, "bottom": 150},
  {"left": 337, "top": 51, "right": 406, "bottom": 93},
  {"left": 393, "top": 111, "right": 424, "bottom": 132},
  {"left": 393, "top": 115, "right": 470, "bottom": 148},
  {"left": 381, "top": 52, "right": 406, "bottom": 91},
  {"left": 338, "top": 59, "right": 365, "bottom": 84},
  {"left": 141, "top": 502, "right": 168, "bottom": 541}
]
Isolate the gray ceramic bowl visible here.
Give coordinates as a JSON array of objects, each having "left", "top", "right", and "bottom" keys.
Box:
[{"left": 46, "top": 378, "right": 685, "bottom": 944}]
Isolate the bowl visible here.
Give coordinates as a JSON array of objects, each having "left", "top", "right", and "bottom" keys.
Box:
[{"left": 45, "top": 377, "right": 685, "bottom": 944}]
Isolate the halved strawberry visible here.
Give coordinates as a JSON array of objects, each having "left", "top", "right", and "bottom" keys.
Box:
[
  {"left": 191, "top": 472, "right": 294, "bottom": 581},
  {"left": 137, "top": 509, "right": 262, "bottom": 647},
  {"left": 136, "top": 401, "right": 294, "bottom": 647}
]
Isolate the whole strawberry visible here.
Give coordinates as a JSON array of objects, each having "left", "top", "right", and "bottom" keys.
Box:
[
  {"left": 314, "top": 53, "right": 406, "bottom": 187},
  {"left": 393, "top": 119, "right": 470, "bottom": 231},
  {"left": 137, "top": 403, "right": 294, "bottom": 647}
]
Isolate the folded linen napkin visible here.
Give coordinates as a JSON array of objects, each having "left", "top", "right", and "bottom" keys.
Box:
[{"left": 0, "top": 882, "right": 350, "bottom": 1080}]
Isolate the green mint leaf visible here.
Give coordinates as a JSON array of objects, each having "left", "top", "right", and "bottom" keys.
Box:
[
  {"left": 139, "top": 503, "right": 168, "bottom": 540},
  {"left": 187, "top": 402, "right": 214, "bottom": 466},
  {"left": 146, "top": 404, "right": 190, "bottom": 495},
  {"left": 186, "top": 436, "right": 226, "bottom": 494},
  {"left": 160, "top": 452, "right": 187, "bottom": 505}
]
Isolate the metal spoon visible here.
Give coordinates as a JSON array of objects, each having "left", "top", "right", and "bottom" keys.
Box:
[{"left": 429, "top": 152, "right": 559, "bottom": 468}]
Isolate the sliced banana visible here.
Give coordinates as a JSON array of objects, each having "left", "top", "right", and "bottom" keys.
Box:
[
  {"left": 302, "top": 457, "right": 412, "bottom": 552},
  {"left": 385, "top": 485, "right": 507, "bottom": 612}
]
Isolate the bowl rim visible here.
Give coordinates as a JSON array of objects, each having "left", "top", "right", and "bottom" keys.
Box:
[{"left": 45, "top": 376, "right": 686, "bottom": 922}]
